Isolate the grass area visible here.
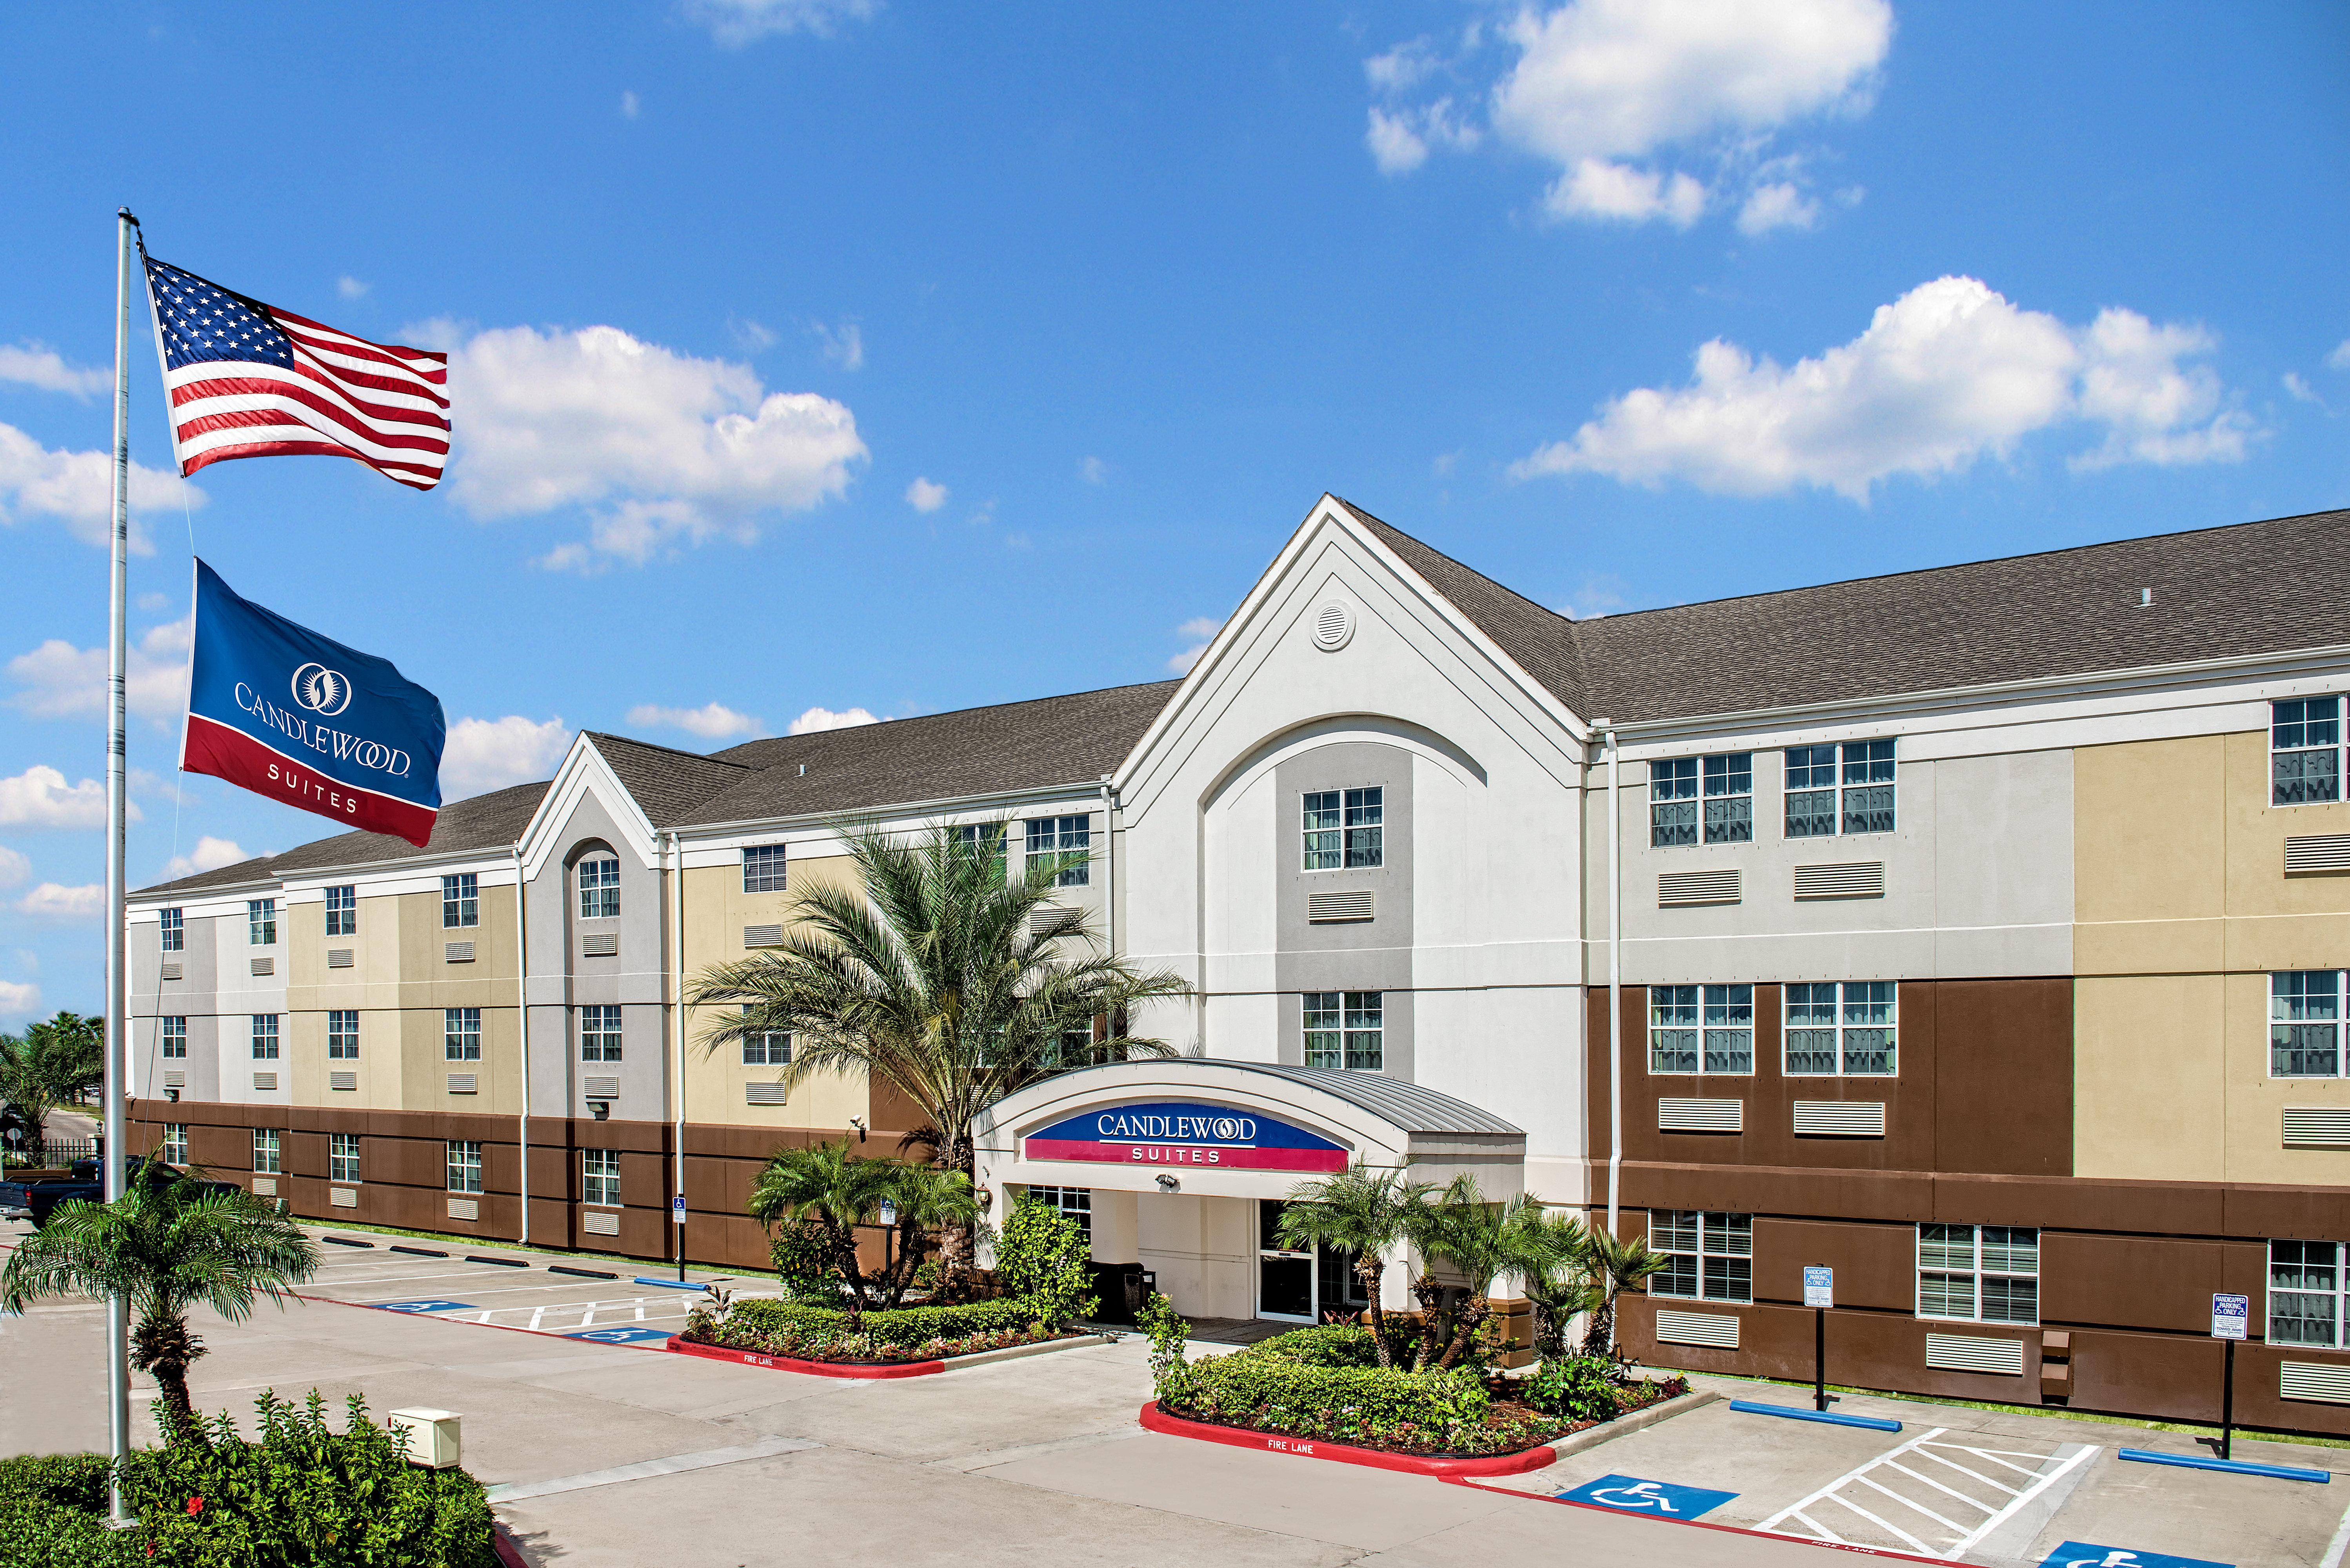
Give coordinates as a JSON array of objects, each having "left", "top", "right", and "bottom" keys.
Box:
[{"left": 298, "top": 1216, "right": 737, "bottom": 1276}]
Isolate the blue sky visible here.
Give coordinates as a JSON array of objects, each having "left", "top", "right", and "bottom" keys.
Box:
[{"left": 1, "top": 0, "right": 2345, "bottom": 1018}]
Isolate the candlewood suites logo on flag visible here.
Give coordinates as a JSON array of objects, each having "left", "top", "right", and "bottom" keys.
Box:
[
  {"left": 182, "top": 560, "right": 445, "bottom": 847},
  {"left": 1023, "top": 1101, "right": 1348, "bottom": 1171}
]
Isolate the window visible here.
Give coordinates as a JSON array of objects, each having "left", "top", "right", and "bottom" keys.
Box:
[
  {"left": 741, "top": 1009, "right": 791, "bottom": 1066},
  {"left": 1650, "top": 755, "right": 1753, "bottom": 848},
  {"left": 2271, "top": 1240, "right": 2349, "bottom": 1348},
  {"left": 1785, "top": 740, "right": 1896, "bottom": 838},
  {"left": 1026, "top": 815, "right": 1092, "bottom": 887},
  {"left": 2272, "top": 971, "right": 2345, "bottom": 1078},
  {"left": 1303, "top": 788, "right": 1383, "bottom": 870},
  {"left": 1649, "top": 1211, "right": 1753, "bottom": 1303},
  {"left": 577, "top": 857, "right": 620, "bottom": 920},
  {"left": 446, "top": 1139, "right": 483, "bottom": 1194},
  {"left": 160, "top": 1016, "right": 187, "bottom": 1059},
  {"left": 2274, "top": 697, "right": 2343, "bottom": 806},
  {"left": 580, "top": 1004, "right": 623, "bottom": 1062},
  {"left": 327, "top": 1009, "right": 359, "bottom": 1060},
  {"left": 583, "top": 1149, "right": 620, "bottom": 1207},
  {"left": 440, "top": 873, "right": 478, "bottom": 929},
  {"left": 1917, "top": 1224, "right": 2038, "bottom": 1325},
  {"left": 324, "top": 884, "right": 357, "bottom": 936},
  {"left": 248, "top": 898, "right": 276, "bottom": 946},
  {"left": 159, "top": 907, "right": 184, "bottom": 952},
  {"left": 742, "top": 844, "right": 787, "bottom": 894},
  {"left": 252, "top": 1128, "right": 282, "bottom": 1174},
  {"left": 251, "top": 1014, "right": 280, "bottom": 1061},
  {"left": 330, "top": 1132, "right": 361, "bottom": 1184},
  {"left": 1304, "top": 991, "right": 1382, "bottom": 1070},
  {"left": 444, "top": 1007, "right": 481, "bottom": 1062},
  {"left": 1784, "top": 982, "right": 1896, "bottom": 1076},
  {"left": 951, "top": 823, "right": 1008, "bottom": 881},
  {"left": 1648, "top": 985, "right": 1754, "bottom": 1074},
  {"left": 1027, "top": 1185, "right": 1092, "bottom": 1239},
  {"left": 162, "top": 1124, "right": 189, "bottom": 1164}
]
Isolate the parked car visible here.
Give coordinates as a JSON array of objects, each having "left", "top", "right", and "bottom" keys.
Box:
[{"left": 0, "top": 1158, "right": 242, "bottom": 1227}]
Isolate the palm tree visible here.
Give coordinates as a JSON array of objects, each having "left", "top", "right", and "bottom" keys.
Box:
[
  {"left": 872, "top": 1161, "right": 979, "bottom": 1309},
  {"left": 1405, "top": 1175, "right": 1531, "bottom": 1371},
  {"left": 1581, "top": 1224, "right": 1670, "bottom": 1358},
  {"left": 0, "top": 1161, "right": 317, "bottom": 1431},
  {"left": 689, "top": 820, "right": 1192, "bottom": 1285},
  {"left": 1502, "top": 1201, "right": 1599, "bottom": 1359},
  {"left": 1273, "top": 1161, "right": 1433, "bottom": 1367},
  {"left": 748, "top": 1138, "right": 901, "bottom": 1328},
  {"left": 0, "top": 1013, "right": 104, "bottom": 1152}
]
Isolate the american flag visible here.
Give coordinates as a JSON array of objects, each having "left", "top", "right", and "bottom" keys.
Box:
[{"left": 142, "top": 254, "right": 449, "bottom": 491}]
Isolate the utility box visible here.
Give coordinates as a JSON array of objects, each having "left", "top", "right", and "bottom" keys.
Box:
[{"left": 386, "top": 1408, "right": 462, "bottom": 1470}]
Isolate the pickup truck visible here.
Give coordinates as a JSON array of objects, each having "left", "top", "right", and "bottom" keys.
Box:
[{"left": 0, "top": 1158, "right": 243, "bottom": 1227}]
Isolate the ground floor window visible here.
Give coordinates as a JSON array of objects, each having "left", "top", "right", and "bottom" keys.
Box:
[
  {"left": 327, "top": 1010, "right": 359, "bottom": 1060},
  {"left": 1648, "top": 1210, "right": 1753, "bottom": 1303},
  {"left": 447, "top": 1139, "right": 483, "bottom": 1194},
  {"left": 2271, "top": 1240, "right": 2348, "bottom": 1347},
  {"left": 1303, "top": 991, "right": 1382, "bottom": 1070},
  {"left": 583, "top": 1149, "right": 620, "bottom": 1208},
  {"left": 162, "top": 1124, "right": 188, "bottom": 1164},
  {"left": 252, "top": 1129, "right": 282, "bottom": 1174},
  {"left": 1917, "top": 1223, "right": 2038, "bottom": 1325},
  {"left": 1026, "top": 1185, "right": 1090, "bottom": 1238},
  {"left": 330, "top": 1132, "right": 360, "bottom": 1184}
]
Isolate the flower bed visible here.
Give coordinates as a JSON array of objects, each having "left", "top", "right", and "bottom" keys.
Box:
[{"left": 675, "top": 1296, "right": 1062, "bottom": 1367}]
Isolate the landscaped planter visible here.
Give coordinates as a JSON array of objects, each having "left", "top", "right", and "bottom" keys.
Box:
[
  {"left": 664, "top": 1335, "right": 947, "bottom": 1378},
  {"left": 1138, "top": 1400, "right": 1561, "bottom": 1477}
]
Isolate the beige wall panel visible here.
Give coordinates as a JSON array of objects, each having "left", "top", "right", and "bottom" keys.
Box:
[
  {"left": 2223, "top": 969, "right": 2350, "bottom": 1187},
  {"left": 2225, "top": 728, "right": 2350, "bottom": 920},
  {"left": 2075, "top": 973, "right": 2226, "bottom": 1181},
  {"left": 2076, "top": 733, "right": 2225, "bottom": 924},
  {"left": 2073, "top": 918, "right": 2226, "bottom": 977}
]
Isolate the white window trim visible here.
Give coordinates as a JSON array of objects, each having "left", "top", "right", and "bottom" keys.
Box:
[
  {"left": 1301, "top": 786, "right": 1384, "bottom": 873},
  {"left": 1783, "top": 982, "right": 1897, "bottom": 1078},
  {"left": 1915, "top": 1223, "right": 2039, "bottom": 1327},
  {"left": 580, "top": 1004, "right": 624, "bottom": 1063},
  {"left": 252, "top": 1128, "right": 282, "bottom": 1175},
  {"left": 443, "top": 1006, "right": 482, "bottom": 1063},
  {"left": 577, "top": 857, "right": 622, "bottom": 921},
  {"left": 2270, "top": 1238, "right": 2348, "bottom": 1350},
  {"left": 329, "top": 1132, "right": 362, "bottom": 1185},
  {"left": 162, "top": 1124, "right": 190, "bottom": 1164},
  {"left": 1648, "top": 753, "right": 1755, "bottom": 849},
  {"left": 2272, "top": 696, "right": 2346, "bottom": 808},
  {"left": 2270, "top": 969, "right": 2347, "bottom": 1080},
  {"left": 1303, "top": 990, "right": 1383, "bottom": 1071},
  {"left": 1784, "top": 740, "right": 1897, "bottom": 840},
  {"left": 446, "top": 1139, "right": 484, "bottom": 1194},
  {"left": 583, "top": 1148, "right": 622, "bottom": 1208},
  {"left": 1647, "top": 984, "right": 1756, "bottom": 1077},
  {"left": 1647, "top": 1209, "right": 1754, "bottom": 1304}
]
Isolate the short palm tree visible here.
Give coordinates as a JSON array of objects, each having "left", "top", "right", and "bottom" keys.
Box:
[
  {"left": 689, "top": 820, "right": 1191, "bottom": 1286},
  {"left": 0, "top": 1161, "right": 318, "bottom": 1431},
  {"left": 1581, "top": 1224, "right": 1670, "bottom": 1358},
  {"left": 1502, "top": 1201, "right": 1599, "bottom": 1358},
  {"left": 1274, "top": 1161, "right": 1434, "bottom": 1367},
  {"left": 1405, "top": 1175, "right": 1530, "bottom": 1371},
  {"left": 748, "top": 1138, "right": 901, "bottom": 1327}
]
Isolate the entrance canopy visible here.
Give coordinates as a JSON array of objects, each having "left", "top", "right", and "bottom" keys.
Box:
[{"left": 975, "top": 1058, "right": 1525, "bottom": 1204}]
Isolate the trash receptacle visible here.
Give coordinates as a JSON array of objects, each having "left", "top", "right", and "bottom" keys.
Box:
[{"left": 1086, "top": 1261, "right": 1149, "bottom": 1324}]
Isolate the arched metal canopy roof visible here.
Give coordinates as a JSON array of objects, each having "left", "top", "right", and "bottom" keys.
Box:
[{"left": 1027, "top": 1060, "right": 1521, "bottom": 1138}]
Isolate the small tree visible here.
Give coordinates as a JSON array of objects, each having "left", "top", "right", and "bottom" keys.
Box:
[
  {"left": 994, "top": 1197, "right": 1096, "bottom": 1329},
  {"left": 1405, "top": 1175, "right": 1525, "bottom": 1371},
  {"left": 1274, "top": 1161, "right": 1433, "bottom": 1368},
  {"left": 1502, "top": 1201, "right": 1599, "bottom": 1359},
  {"left": 747, "top": 1139, "right": 899, "bottom": 1330},
  {"left": 1581, "top": 1225, "right": 1670, "bottom": 1359},
  {"left": 0, "top": 1013, "right": 104, "bottom": 1149}
]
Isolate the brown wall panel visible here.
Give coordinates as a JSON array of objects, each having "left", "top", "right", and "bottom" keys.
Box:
[
  {"left": 2040, "top": 1233, "right": 2241, "bottom": 1334},
  {"left": 1930, "top": 977, "right": 2072, "bottom": 1177},
  {"left": 1752, "top": 1218, "right": 1917, "bottom": 1314}
]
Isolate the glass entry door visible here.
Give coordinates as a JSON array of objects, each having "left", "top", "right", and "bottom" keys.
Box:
[{"left": 1258, "top": 1200, "right": 1375, "bottom": 1322}]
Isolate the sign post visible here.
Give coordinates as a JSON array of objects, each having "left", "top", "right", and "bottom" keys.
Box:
[
  {"left": 2211, "top": 1292, "right": 2248, "bottom": 1461},
  {"left": 1803, "top": 1266, "right": 1835, "bottom": 1412}
]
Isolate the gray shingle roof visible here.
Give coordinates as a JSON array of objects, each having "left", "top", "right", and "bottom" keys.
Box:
[
  {"left": 1222, "top": 1062, "right": 1525, "bottom": 1136},
  {"left": 133, "top": 780, "right": 552, "bottom": 897},
  {"left": 583, "top": 732, "right": 751, "bottom": 825}
]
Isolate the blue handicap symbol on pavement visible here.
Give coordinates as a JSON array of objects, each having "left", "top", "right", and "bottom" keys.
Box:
[
  {"left": 565, "top": 1327, "right": 673, "bottom": 1345},
  {"left": 2038, "top": 1547, "right": 2233, "bottom": 1568},
  {"left": 1558, "top": 1474, "right": 1738, "bottom": 1520},
  {"left": 373, "top": 1299, "right": 475, "bottom": 1313}
]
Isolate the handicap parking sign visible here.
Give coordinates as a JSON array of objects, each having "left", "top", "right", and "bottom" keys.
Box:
[
  {"left": 566, "top": 1326, "right": 674, "bottom": 1345},
  {"left": 373, "top": 1299, "right": 475, "bottom": 1314},
  {"left": 1558, "top": 1474, "right": 1739, "bottom": 1520},
  {"left": 2039, "top": 1546, "right": 2234, "bottom": 1568}
]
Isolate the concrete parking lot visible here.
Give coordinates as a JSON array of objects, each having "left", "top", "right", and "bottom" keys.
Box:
[{"left": 6, "top": 1220, "right": 2348, "bottom": 1567}]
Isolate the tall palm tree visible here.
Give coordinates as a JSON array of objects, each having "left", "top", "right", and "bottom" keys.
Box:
[
  {"left": 1273, "top": 1161, "right": 1434, "bottom": 1367},
  {"left": 0, "top": 1161, "right": 318, "bottom": 1430},
  {"left": 689, "top": 820, "right": 1192, "bottom": 1284},
  {"left": 0, "top": 1013, "right": 104, "bottom": 1151},
  {"left": 1581, "top": 1224, "right": 1670, "bottom": 1358},
  {"left": 1502, "top": 1201, "right": 1599, "bottom": 1359}
]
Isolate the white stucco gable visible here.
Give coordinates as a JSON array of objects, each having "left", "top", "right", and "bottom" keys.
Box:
[{"left": 517, "top": 733, "right": 664, "bottom": 877}]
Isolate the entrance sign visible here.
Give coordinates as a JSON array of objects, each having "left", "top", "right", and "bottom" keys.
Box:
[
  {"left": 2210, "top": 1293, "right": 2248, "bottom": 1341},
  {"left": 1024, "top": 1101, "right": 1347, "bottom": 1172},
  {"left": 1804, "top": 1266, "right": 1834, "bottom": 1309},
  {"left": 1558, "top": 1474, "right": 1738, "bottom": 1520}
]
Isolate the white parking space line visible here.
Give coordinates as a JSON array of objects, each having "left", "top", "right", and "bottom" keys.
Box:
[
  {"left": 483, "top": 1436, "right": 820, "bottom": 1503},
  {"left": 1756, "top": 1426, "right": 2098, "bottom": 1558},
  {"left": 2323, "top": 1495, "right": 2350, "bottom": 1568}
]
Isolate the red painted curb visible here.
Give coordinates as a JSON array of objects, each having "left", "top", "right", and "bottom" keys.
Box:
[
  {"left": 491, "top": 1525, "right": 531, "bottom": 1567},
  {"left": 663, "top": 1334, "right": 944, "bottom": 1379},
  {"left": 1138, "top": 1401, "right": 1558, "bottom": 1478}
]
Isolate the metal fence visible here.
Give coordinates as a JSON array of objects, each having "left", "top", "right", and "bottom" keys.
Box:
[{"left": 2, "top": 1137, "right": 98, "bottom": 1169}]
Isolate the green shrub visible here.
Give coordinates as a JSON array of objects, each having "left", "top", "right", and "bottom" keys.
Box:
[
  {"left": 1158, "top": 1351, "right": 1544, "bottom": 1454},
  {"left": 1136, "top": 1290, "right": 1189, "bottom": 1396},
  {"left": 992, "top": 1199, "right": 1096, "bottom": 1328},
  {"left": 1523, "top": 1354, "right": 1623, "bottom": 1423},
  {"left": 768, "top": 1216, "right": 845, "bottom": 1305},
  {"left": 1244, "top": 1325, "right": 1384, "bottom": 1368},
  {"left": 0, "top": 1455, "right": 140, "bottom": 1568},
  {"left": 714, "top": 1296, "right": 1041, "bottom": 1359}
]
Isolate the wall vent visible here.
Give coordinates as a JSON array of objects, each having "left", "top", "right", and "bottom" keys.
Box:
[
  {"left": 743, "top": 923, "right": 783, "bottom": 948},
  {"left": 746, "top": 1082, "right": 789, "bottom": 1105},
  {"left": 2281, "top": 1361, "right": 2350, "bottom": 1404},
  {"left": 1307, "top": 889, "right": 1376, "bottom": 923},
  {"left": 583, "top": 1211, "right": 620, "bottom": 1236},
  {"left": 1794, "top": 1100, "right": 1886, "bottom": 1138},
  {"left": 1925, "top": 1333, "right": 2026, "bottom": 1375},
  {"left": 327, "top": 948, "right": 354, "bottom": 968},
  {"left": 251, "top": 1177, "right": 276, "bottom": 1197},
  {"left": 1654, "top": 1309, "right": 1739, "bottom": 1349},
  {"left": 446, "top": 1073, "right": 478, "bottom": 1094},
  {"left": 584, "top": 1076, "right": 621, "bottom": 1099},
  {"left": 2283, "top": 1106, "right": 2350, "bottom": 1147},
  {"left": 580, "top": 933, "right": 619, "bottom": 957},
  {"left": 329, "top": 1187, "right": 358, "bottom": 1208},
  {"left": 443, "top": 941, "right": 474, "bottom": 963},
  {"left": 329, "top": 1071, "right": 358, "bottom": 1091},
  {"left": 163, "top": 1070, "right": 186, "bottom": 1088},
  {"left": 1311, "top": 602, "right": 1354, "bottom": 652},
  {"left": 2286, "top": 834, "right": 2350, "bottom": 875},
  {"left": 160, "top": 962, "right": 183, "bottom": 981},
  {"left": 446, "top": 1197, "right": 478, "bottom": 1221},
  {"left": 1658, "top": 1097, "right": 1744, "bottom": 1133},
  {"left": 1029, "top": 907, "right": 1072, "bottom": 936},
  {"left": 1658, "top": 868, "right": 1741, "bottom": 907},
  {"left": 251, "top": 1071, "right": 278, "bottom": 1091},
  {"left": 249, "top": 956, "right": 275, "bottom": 976},
  {"left": 1794, "top": 862, "right": 1885, "bottom": 900}
]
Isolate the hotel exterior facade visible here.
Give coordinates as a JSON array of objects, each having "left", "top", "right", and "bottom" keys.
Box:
[{"left": 125, "top": 497, "right": 2350, "bottom": 1432}]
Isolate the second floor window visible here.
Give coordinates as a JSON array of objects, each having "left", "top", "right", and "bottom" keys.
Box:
[
  {"left": 330, "top": 1132, "right": 361, "bottom": 1184},
  {"left": 160, "top": 907, "right": 184, "bottom": 952},
  {"left": 952, "top": 823, "right": 1008, "bottom": 881},
  {"left": 252, "top": 1128, "right": 282, "bottom": 1174},
  {"left": 160, "top": 1016, "right": 187, "bottom": 1059},
  {"left": 325, "top": 884, "right": 357, "bottom": 936},
  {"left": 2274, "top": 971, "right": 2345, "bottom": 1077},
  {"left": 1917, "top": 1224, "right": 2038, "bottom": 1325},
  {"left": 442, "top": 873, "right": 478, "bottom": 929},
  {"left": 742, "top": 1009, "right": 791, "bottom": 1066},
  {"left": 2274, "top": 697, "right": 2343, "bottom": 805},
  {"left": 578, "top": 857, "right": 620, "bottom": 919},
  {"left": 1650, "top": 754, "right": 1753, "bottom": 847},
  {"left": 248, "top": 899, "right": 276, "bottom": 946},
  {"left": 1649, "top": 1210, "right": 1752, "bottom": 1303},
  {"left": 444, "top": 1007, "right": 482, "bottom": 1062},
  {"left": 1304, "top": 991, "right": 1382, "bottom": 1071},
  {"left": 1785, "top": 982, "right": 1896, "bottom": 1076},
  {"left": 162, "top": 1124, "right": 189, "bottom": 1163},
  {"left": 1786, "top": 739, "right": 1896, "bottom": 838},
  {"left": 1648, "top": 985, "right": 1753, "bottom": 1074},
  {"left": 327, "top": 1009, "right": 360, "bottom": 1060},
  {"left": 1303, "top": 787, "right": 1383, "bottom": 870},
  {"left": 1026, "top": 816, "right": 1092, "bottom": 887},
  {"left": 2272, "top": 1240, "right": 2348, "bottom": 1348},
  {"left": 580, "top": 1004, "right": 623, "bottom": 1062},
  {"left": 583, "top": 1149, "right": 621, "bottom": 1207},
  {"left": 447, "top": 1139, "right": 483, "bottom": 1194},
  {"left": 742, "top": 844, "right": 787, "bottom": 893},
  {"left": 251, "top": 1014, "right": 280, "bottom": 1061}
]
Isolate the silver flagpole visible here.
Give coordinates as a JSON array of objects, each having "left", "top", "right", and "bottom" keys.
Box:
[{"left": 104, "top": 206, "right": 136, "bottom": 1521}]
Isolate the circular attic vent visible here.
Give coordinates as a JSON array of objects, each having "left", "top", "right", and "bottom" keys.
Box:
[{"left": 1312, "top": 602, "right": 1355, "bottom": 652}]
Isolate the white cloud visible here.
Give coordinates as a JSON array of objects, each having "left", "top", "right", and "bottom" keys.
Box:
[
  {"left": 1559, "top": 576, "right": 1630, "bottom": 619},
  {"left": 1366, "top": 38, "right": 1439, "bottom": 94},
  {"left": 1737, "top": 181, "right": 1820, "bottom": 235},
  {"left": 1549, "top": 159, "right": 1706, "bottom": 225},
  {"left": 440, "top": 715, "right": 571, "bottom": 799},
  {"left": 905, "top": 476, "right": 948, "bottom": 512},
  {"left": 0, "top": 980, "right": 38, "bottom": 1017},
  {"left": 0, "top": 343, "right": 111, "bottom": 398},
  {"left": 731, "top": 317, "right": 777, "bottom": 352},
  {"left": 336, "top": 276, "right": 370, "bottom": 300},
  {"left": 626, "top": 701, "right": 764, "bottom": 739},
  {"left": 440, "top": 324, "right": 866, "bottom": 567},
  {"left": 1367, "top": 99, "right": 1483, "bottom": 178},
  {"left": 787, "top": 706, "right": 879, "bottom": 735},
  {"left": 162, "top": 836, "right": 249, "bottom": 879},
  {"left": 1080, "top": 456, "right": 1110, "bottom": 485},
  {"left": 1514, "top": 276, "right": 2254, "bottom": 501},
  {"left": 2285, "top": 372, "right": 2323, "bottom": 406},
  {"left": 0, "top": 846, "right": 27, "bottom": 887},
  {"left": 16, "top": 882, "right": 101, "bottom": 920},
  {"left": 621, "top": 90, "right": 641, "bottom": 118},
  {"left": 685, "top": 0, "right": 876, "bottom": 46},
  {"left": 814, "top": 320, "right": 864, "bottom": 371},
  {"left": 0, "top": 766, "right": 136, "bottom": 828},
  {"left": 2328, "top": 340, "right": 2350, "bottom": 371},
  {"left": 0, "top": 421, "right": 202, "bottom": 552},
  {"left": 1168, "top": 617, "right": 1225, "bottom": 675},
  {"left": 7, "top": 617, "right": 191, "bottom": 727}
]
